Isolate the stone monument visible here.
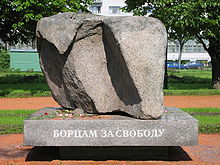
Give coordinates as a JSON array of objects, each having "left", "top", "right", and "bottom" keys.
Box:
[
  {"left": 24, "top": 13, "right": 198, "bottom": 159},
  {"left": 36, "top": 12, "right": 166, "bottom": 119}
]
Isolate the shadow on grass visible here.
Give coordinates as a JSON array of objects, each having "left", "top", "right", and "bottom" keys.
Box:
[
  {"left": 25, "top": 146, "right": 192, "bottom": 161},
  {"left": 0, "top": 74, "right": 46, "bottom": 84}
]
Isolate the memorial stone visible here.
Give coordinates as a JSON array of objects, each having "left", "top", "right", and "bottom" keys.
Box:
[{"left": 36, "top": 12, "right": 167, "bottom": 119}]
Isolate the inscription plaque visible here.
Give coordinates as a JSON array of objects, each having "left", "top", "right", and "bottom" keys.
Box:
[{"left": 24, "top": 107, "right": 198, "bottom": 146}]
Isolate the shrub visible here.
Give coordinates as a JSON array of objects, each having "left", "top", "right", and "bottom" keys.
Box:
[{"left": 0, "top": 50, "right": 10, "bottom": 70}]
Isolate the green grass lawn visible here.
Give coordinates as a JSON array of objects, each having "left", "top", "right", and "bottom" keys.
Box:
[
  {"left": 182, "top": 108, "right": 220, "bottom": 134},
  {"left": 182, "top": 107, "right": 220, "bottom": 113},
  {"left": 169, "top": 69, "right": 211, "bottom": 79},
  {"left": 165, "top": 69, "right": 220, "bottom": 95},
  {"left": 0, "top": 108, "right": 219, "bottom": 134},
  {"left": 0, "top": 110, "right": 36, "bottom": 134},
  {"left": 0, "top": 83, "right": 51, "bottom": 97},
  {"left": 0, "top": 71, "right": 51, "bottom": 97},
  {"left": 0, "top": 69, "right": 220, "bottom": 97}
]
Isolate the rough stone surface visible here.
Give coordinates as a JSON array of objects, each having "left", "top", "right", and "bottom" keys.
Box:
[
  {"left": 36, "top": 12, "right": 167, "bottom": 119},
  {"left": 24, "top": 107, "right": 198, "bottom": 146}
]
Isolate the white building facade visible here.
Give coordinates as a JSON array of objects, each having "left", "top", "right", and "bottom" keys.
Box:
[
  {"left": 167, "top": 40, "right": 210, "bottom": 62},
  {"left": 89, "top": 0, "right": 132, "bottom": 16}
]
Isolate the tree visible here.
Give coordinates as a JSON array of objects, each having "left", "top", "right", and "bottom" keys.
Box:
[
  {"left": 0, "top": 0, "right": 93, "bottom": 46},
  {"left": 124, "top": 0, "right": 220, "bottom": 89},
  {"left": 169, "top": 33, "right": 192, "bottom": 69},
  {"left": 146, "top": 2, "right": 192, "bottom": 69}
]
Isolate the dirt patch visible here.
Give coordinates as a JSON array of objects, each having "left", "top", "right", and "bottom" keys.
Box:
[
  {"left": 1, "top": 95, "right": 220, "bottom": 110},
  {"left": 0, "top": 97, "right": 59, "bottom": 110},
  {"left": 164, "top": 95, "right": 220, "bottom": 108},
  {"left": 0, "top": 134, "right": 219, "bottom": 164}
]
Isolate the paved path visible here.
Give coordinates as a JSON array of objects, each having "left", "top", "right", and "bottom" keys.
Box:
[{"left": 0, "top": 95, "right": 220, "bottom": 110}]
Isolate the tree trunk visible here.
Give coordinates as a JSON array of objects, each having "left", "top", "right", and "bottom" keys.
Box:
[
  {"left": 4, "top": 42, "right": 8, "bottom": 50},
  {"left": 163, "top": 45, "right": 168, "bottom": 89},
  {"left": 207, "top": 38, "right": 220, "bottom": 89},
  {"left": 178, "top": 44, "right": 183, "bottom": 69}
]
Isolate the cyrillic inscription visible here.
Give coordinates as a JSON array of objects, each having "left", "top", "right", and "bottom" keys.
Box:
[{"left": 53, "top": 129, "right": 165, "bottom": 138}]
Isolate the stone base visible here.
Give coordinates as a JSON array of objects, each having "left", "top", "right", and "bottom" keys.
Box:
[
  {"left": 24, "top": 107, "right": 198, "bottom": 146},
  {"left": 59, "top": 146, "right": 168, "bottom": 160}
]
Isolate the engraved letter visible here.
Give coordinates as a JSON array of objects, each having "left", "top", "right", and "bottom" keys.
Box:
[
  {"left": 53, "top": 130, "right": 59, "bottom": 137},
  {"left": 116, "top": 130, "right": 122, "bottom": 137},
  {"left": 158, "top": 129, "right": 165, "bottom": 137},
  {"left": 144, "top": 130, "right": 150, "bottom": 137},
  {"left": 137, "top": 130, "right": 143, "bottom": 137},
  {"left": 67, "top": 130, "right": 74, "bottom": 137},
  {"left": 129, "top": 130, "right": 136, "bottom": 137},
  {"left": 101, "top": 130, "right": 107, "bottom": 137},
  {"left": 60, "top": 130, "right": 67, "bottom": 137},
  {"left": 123, "top": 130, "right": 129, "bottom": 137},
  {"left": 89, "top": 130, "right": 98, "bottom": 137}
]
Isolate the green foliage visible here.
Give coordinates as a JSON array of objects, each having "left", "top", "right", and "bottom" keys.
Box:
[
  {"left": 0, "top": 72, "right": 50, "bottom": 97},
  {"left": 0, "top": 83, "right": 51, "bottom": 97},
  {"left": 168, "top": 83, "right": 211, "bottom": 89},
  {"left": 0, "top": 73, "right": 46, "bottom": 84},
  {"left": 124, "top": 0, "right": 220, "bottom": 40},
  {"left": 0, "top": 50, "right": 10, "bottom": 70},
  {"left": 0, "top": 0, "right": 93, "bottom": 45},
  {"left": 168, "top": 77, "right": 211, "bottom": 84}
]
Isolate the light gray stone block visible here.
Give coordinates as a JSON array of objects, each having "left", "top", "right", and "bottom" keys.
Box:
[{"left": 24, "top": 107, "right": 198, "bottom": 147}]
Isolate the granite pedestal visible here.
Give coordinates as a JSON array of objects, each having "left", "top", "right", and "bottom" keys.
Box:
[{"left": 24, "top": 107, "right": 198, "bottom": 159}]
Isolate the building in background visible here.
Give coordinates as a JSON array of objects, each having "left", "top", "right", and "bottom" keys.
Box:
[
  {"left": 4, "top": 0, "right": 210, "bottom": 71},
  {"left": 10, "top": 49, "right": 41, "bottom": 71},
  {"left": 89, "top": 0, "right": 132, "bottom": 16},
  {"left": 168, "top": 40, "right": 210, "bottom": 62}
]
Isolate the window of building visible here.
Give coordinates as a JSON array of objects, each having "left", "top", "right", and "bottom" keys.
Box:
[
  {"left": 89, "top": 6, "right": 101, "bottom": 14},
  {"left": 109, "top": 6, "right": 121, "bottom": 14},
  {"left": 168, "top": 45, "right": 175, "bottom": 53},
  {"left": 175, "top": 45, "right": 180, "bottom": 53},
  {"left": 193, "top": 45, "right": 198, "bottom": 52},
  {"left": 197, "top": 45, "right": 203, "bottom": 52},
  {"left": 188, "top": 45, "right": 193, "bottom": 52},
  {"left": 183, "top": 45, "right": 193, "bottom": 53}
]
